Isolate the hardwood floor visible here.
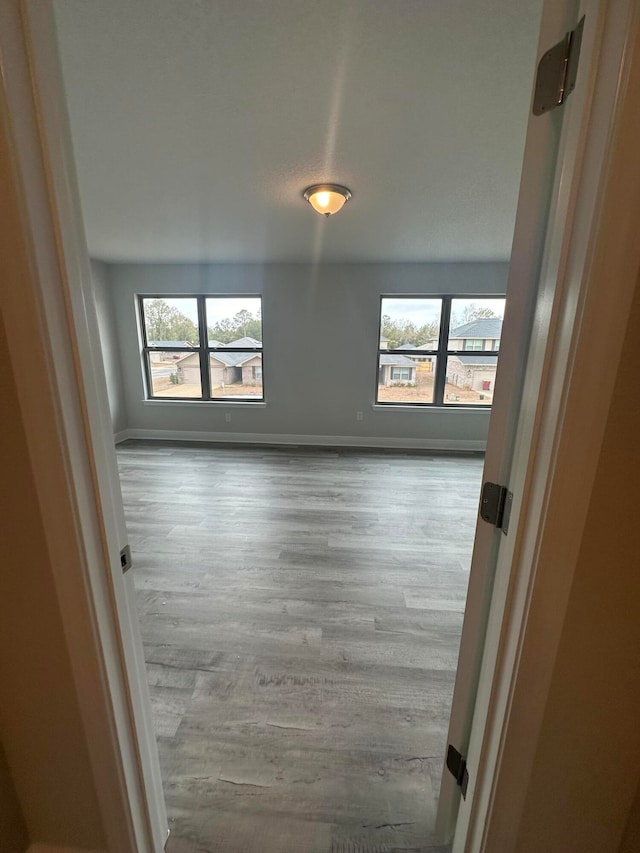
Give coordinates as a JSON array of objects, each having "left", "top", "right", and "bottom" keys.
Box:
[{"left": 117, "top": 441, "right": 484, "bottom": 853}]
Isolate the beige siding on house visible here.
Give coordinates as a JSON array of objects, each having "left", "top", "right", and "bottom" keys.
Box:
[
  {"left": 241, "top": 355, "right": 262, "bottom": 385},
  {"left": 210, "top": 364, "right": 225, "bottom": 387},
  {"left": 379, "top": 364, "right": 416, "bottom": 385},
  {"left": 176, "top": 352, "right": 201, "bottom": 386},
  {"left": 446, "top": 356, "right": 497, "bottom": 391},
  {"left": 449, "top": 337, "right": 498, "bottom": 351},
  {"left": 181, "top": 366, "right": 201, "bottom": 384},
  {"left": 468, "top": 367, "right": 497, "bottom": 392}
]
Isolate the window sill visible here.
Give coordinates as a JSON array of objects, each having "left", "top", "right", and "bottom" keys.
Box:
[
  {"left": 143, "top": 399, "right": 266, "bottom": 408},
  {"left": 371, "top": 404, "right": 491, "bottom": 413}
]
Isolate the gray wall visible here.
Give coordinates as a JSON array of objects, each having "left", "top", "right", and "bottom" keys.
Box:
[
  {"left": 92, "top": 259, "right": 127, "bottom": 434},
  {"left": 108, "top": 262, "right": 508, "bottom": 446}
]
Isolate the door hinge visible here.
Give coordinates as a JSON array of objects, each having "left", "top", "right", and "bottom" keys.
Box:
[
  {"left": 480, "top": 483, "right": 513, "bottom": 532},
  {"left": 446, "top": 744, "right": 469, "bottom": 799},
  {"left": 533, "top": 16, "right": 585, "bottom": 116},
  {"left": 120, "top": 544, "right": 133, "bottom": 574},
  {"left": 480, "top": 483, "right": 514, "bottom": 534}
]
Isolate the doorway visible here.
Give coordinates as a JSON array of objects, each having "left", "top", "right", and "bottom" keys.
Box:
[
  {"left": 3, "top": 0, "right": 626, "bottom": 850},
  {"left": 51, "top": 3, "right": 544, "bottom": 848},
  {"left": 7, "top": 0, "right": 636, "bottom": 848}
]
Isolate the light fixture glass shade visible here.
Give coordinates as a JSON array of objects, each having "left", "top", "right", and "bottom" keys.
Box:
[{"left": 303, "top": 184, "right": 352, "bottom": 217}]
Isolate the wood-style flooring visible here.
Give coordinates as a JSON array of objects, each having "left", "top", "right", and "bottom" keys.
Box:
[{"left": 117, "top": 441, "right": 484, "bottom": 853}]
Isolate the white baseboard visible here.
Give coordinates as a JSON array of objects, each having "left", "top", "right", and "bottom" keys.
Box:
[
  {"left": 115, "top": 428, "right": 486, "bottom": 452},
  {"left": 113, "top": 429, "right": 129, "bottom": 444}
]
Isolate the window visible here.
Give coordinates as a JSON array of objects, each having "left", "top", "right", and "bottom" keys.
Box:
[
  {"left": 139, "top": 295, "right": 263, "bottom": 401},
  {"left": 391, "top": 367, "right": 412, "bottom": 381},
  {"left": 377, "top": 296, "right": 505, "bottom": 407}
]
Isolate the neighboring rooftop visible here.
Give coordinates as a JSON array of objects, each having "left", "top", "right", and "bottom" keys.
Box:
[
  {"left": 379, "top": 354, "right": 417, "bottom": 367},
  {"left": 450, "top": 318, "right": 503, "bottom": 339},
  {"left": 210, "top": 351, "right": 259, "bottom": 367},
  {"left": 175, "top": 337, "right": 263, "bottom": 368},
  {"left": 224, "top": 337, "right": 262, "bottom": 348}
]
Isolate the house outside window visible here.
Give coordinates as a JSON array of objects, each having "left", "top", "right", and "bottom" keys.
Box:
[
  {"left": 139, "top": 295, "right": 264, "bottom": 401},
  {"left": 377, "top": 296, "right": 505, "bottom": 406}
]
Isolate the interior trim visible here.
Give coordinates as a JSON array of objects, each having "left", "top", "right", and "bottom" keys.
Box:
[{"left": 115, "top": 428, "right": 486, "bottom": 452}]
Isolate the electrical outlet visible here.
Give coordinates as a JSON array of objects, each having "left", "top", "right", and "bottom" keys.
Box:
[
  {"left": 225, "top": 412, "right": 232, "bottom": 423},
  {"left": 356, "top": 411, "right": 363, "bottom": 421}
]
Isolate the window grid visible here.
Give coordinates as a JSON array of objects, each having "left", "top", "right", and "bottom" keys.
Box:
[
  {"left": 376, "top": 295, "right": 503, "bottom": 408},
  {"left": 139, "top": 295, "right": 264, "bottom": 402}
]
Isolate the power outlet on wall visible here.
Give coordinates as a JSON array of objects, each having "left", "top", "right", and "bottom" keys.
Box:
[
  {"left": 225, "top": 412, "right": 232, "bottom": 423},
  {"left": 356, "top": 411, "right": 363, "bottom": 421}
]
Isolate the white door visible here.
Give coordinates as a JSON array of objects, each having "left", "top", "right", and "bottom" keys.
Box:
[{"left": 437, "top": 0, "right": 622, "bottom": 844}]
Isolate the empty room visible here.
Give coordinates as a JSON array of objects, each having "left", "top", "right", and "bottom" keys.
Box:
[
  {"left": 5, "top": 0, "right": 640, "bottom": 851},
  {"left": 50, "top": 0, "right": 539, "bottom": 850}
]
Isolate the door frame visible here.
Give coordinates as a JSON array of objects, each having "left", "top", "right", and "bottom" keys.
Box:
[
  {"left": 454, "top": 0, "right": 640, "bottom": 848},
  {"left": 0, "top": 2, "right": 166, "bottom": 851},
  {"left": 2, "top": 1, "right": 639, "bottom": 852},
  {"left": 436, "top": 0, "right": 592, "bottom": 835}
]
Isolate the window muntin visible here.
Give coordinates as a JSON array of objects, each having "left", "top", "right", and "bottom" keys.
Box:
[
  {"left": 139, "top": 295, "right": 264, "bottom": 401},
  {"left": 377, "top": 296, "right": 505, "bottom": 407}
]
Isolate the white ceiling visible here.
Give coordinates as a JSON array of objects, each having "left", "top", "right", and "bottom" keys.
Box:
[{"left": 53, "top": 0, "right": 542, "bottom": 263}]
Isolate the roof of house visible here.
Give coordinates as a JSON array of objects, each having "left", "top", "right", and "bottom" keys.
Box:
[
  {"left": 409, "top": 340, "right": 438, "bottom": 350},
  {"left": 225, "top": 336, "right": 261, "bottom": 348},
  {"left": 396, "top": 343, "right": 415, "bottom": 350},
  {"left": 210, "top": 351, "right": 259, "bottom": 367},
  {"left": 176, "top": 351, "right": 260, "bottom": 368},
  {"left": 452, "top": 354, "right": 499, "bottom": 366},
  {"left": 449, "top": 318, "right": 503, "bottom": 339},
  {"left": 379, "top": 354, "right": 417, "bottom": 367},
  {"left": 148, "top": 339, "right": 195, "bottom": 348},
  {"left": 175, "top": 337, "right": 262, "bottom": 368},
  {"left": 380, "top": 335, "right": 389, "bottom": 342}
]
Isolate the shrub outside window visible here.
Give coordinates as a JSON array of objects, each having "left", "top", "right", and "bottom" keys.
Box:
[
  {"left": 139, "top": 295, "right": 264, "bottom": 401},
  {"left": 377, "top": 296, "right": 506, "bottom": 407}
]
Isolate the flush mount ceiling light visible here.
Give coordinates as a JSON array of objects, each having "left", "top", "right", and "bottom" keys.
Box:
[{"left": 303, "top": 184, "right": 352, "bottom": 217}]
